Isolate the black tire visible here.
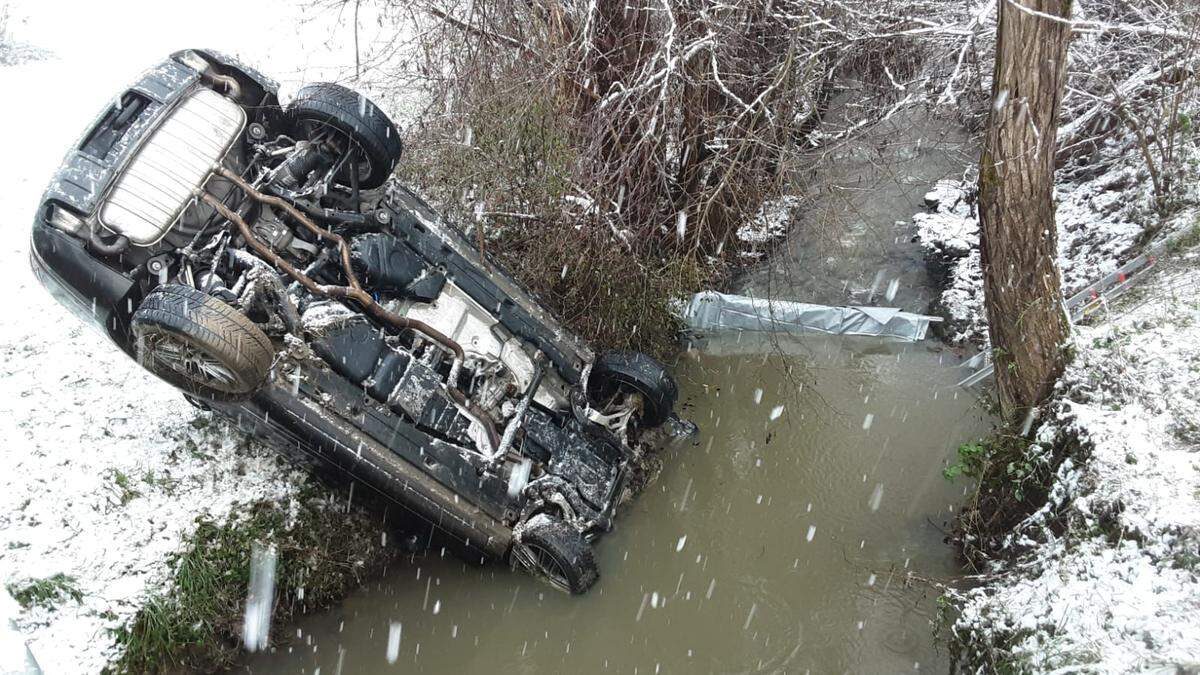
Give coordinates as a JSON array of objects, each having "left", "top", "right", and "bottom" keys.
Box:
[
  {"left": 513, "top": 514, "right": 598, "bottom": 595},
  {"left": 131, "top": 284, "right": 274, "bottom": 401},
  {"left": 587, "top": 350, "right": 678, "bottom": 428},
  {"left": 288, "top": 82, "right": 403, "bottom": 189}
]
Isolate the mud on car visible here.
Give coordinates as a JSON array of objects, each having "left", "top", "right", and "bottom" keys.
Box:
[{"left": 29, "top": 49, "right": 679, "bottom": 594}]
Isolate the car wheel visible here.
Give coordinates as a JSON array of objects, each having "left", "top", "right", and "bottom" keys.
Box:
[
  {"left": 287, "top": 82, "right": 403, "bottom": 189},
  {"left": 131, "top": 284, "right": 274, "bottom": 401},
  {"left": 512, "top": 513, "right": 598, "bottom": 595},
  {"left": 587, "top": 350, "right": 678, "bottom": 428}
]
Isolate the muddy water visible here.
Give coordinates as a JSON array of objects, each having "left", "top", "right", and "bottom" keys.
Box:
[
  {"left": 241, "top": 333, "right": 991, "bottom": 674},
  {"left": 736, "top": 90, "right": 976, "bottom": 313}
]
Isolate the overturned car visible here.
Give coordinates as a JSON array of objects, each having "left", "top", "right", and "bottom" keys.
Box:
[{"left": 29, "top": 49, "right": 679, "bottom": 594}]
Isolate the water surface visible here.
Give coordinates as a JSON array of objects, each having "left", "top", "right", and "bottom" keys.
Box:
[{"left": 241, "top": 333, "right": 991, "bottom": 674}]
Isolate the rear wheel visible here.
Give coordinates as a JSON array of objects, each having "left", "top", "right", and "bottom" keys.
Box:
[
  {"left": 512, "top": 514, "right": 598, "bottom": 595},
  {"left": 131, "top": 284, "right": 274, "bottom": 401},
  {"left": 288, "top": 82, "right": 403, "bottom": 189}
]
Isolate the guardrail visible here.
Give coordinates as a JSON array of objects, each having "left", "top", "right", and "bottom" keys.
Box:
[{"left": 957, "top": 227, "right": 1193, "bottom": 388}]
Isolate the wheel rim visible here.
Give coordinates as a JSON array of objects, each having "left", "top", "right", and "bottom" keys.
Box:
[
  {"left": 518, "top": 542, "right": 573, "bottom": 593},
  {"left": 590, "top": 391, "right": 640, "bottom": 436},
  {"left": 140, "top": 332, "right": 243, "bottom": 393},
  {"left": 298, "top": 118, "right": 375, "bottom": 184},
  {"left": 593, "top": 378, "right": 654, "bottom": 425}
]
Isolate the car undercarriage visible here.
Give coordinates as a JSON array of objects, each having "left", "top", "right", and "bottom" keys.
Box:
[{"left": 30, "top": 49, "right": 681, "bottom": 594}]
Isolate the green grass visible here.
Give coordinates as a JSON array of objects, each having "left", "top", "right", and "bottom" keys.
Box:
[
  {"left": 943, "top": 441, "right": 987, "bottom": 481},
  {"left": 949, "top": 626, "right": 1041, "bottom": 675},
  {"left": 951, "top": 621, "right": 1107, "bottom": 675},
  {"left": 6, "top": 573, "right": 83, "bottom": 611},
  {"left": 946, "top": 425, "right": 1080, "bottom": 570},
  {"left": 109, "top": 487, "right": 397, "bottom": 673},
  {"left": 943, "top": 435, "right": 1049, "bottom": 503},
  {"left": 108, "top": 469, "right": 141, "bottom": 506}
]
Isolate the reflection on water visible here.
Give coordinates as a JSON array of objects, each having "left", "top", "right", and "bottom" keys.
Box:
[{"left": 240, "top": 334, "right": 991, "bottom": 674}]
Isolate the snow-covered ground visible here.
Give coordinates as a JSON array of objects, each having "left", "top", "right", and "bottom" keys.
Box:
[
  {"left": 909, "top": 122, "right": 1200, "bottom": 669},
  {"left": 737, "top": 195, "right": 804, "bottom": 254},
  {"left": 913, "top": 180, "right": 985, "bottom": 344},
  {"left": 950, "top": 247, "right": 1200, "bottom": 672},
  {"left": 912, "top": 133, "right": 1188, "bottom": 347},
  {"left": 0, "top": 1, "right": 414, "bottom": 671}
]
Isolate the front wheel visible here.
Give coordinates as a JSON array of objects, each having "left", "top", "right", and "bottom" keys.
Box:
[
  {"left": 512, "top": 514, "right": 598, "bottom": 595},
  {"left": 587, "top": 350, "right": 678, "bottom": 428},
  {"left": 131, "top": 284, "right": 274, "bottom": 401}
]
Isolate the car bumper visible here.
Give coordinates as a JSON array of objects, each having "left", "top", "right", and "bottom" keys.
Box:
[{"left": 29, "top": 221, "right": 137, "bottom": 354}]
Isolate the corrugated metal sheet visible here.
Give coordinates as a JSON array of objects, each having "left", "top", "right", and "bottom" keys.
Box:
[{"left": 679, "top": 291, "right": 942, "bottom": 342}]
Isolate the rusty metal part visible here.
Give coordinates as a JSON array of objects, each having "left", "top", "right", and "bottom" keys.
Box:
[
  {"left": 199, "top": 177, "right": 500, "bottom": 452},
  {"left": 491, "top": 351, "right": 546, "bottom": 466},
  {"left": 203, "top": 72, "right": 242, "bottom": 102},
  {"left": 210, "top": 167, "right": 461, "bottom": 357}
]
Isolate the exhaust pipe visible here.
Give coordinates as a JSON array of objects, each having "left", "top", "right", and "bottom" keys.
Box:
[
  {"left": 202, "top": 71, "right": 242, "bottom": 102},
  {"left": 201, "top": 171, "right": 502, "bottom": 453}
]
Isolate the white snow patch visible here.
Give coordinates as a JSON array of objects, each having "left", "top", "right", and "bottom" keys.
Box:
[
  {"left": 914, "top": 180, "right": 977, "bottom": 259},
  {"left": 738, "top": 195, "right": 802, "bottom": 244},
  {"left": 912, "top": 180, "right": 986, "bottom": 344},
  {"left": 1054, "top": 161, "right": 1151, "bottom": 294}
]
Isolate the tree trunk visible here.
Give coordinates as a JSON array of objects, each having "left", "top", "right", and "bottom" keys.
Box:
[{"left": 979, "top": 0, "right": 1074, "bottom": 420}]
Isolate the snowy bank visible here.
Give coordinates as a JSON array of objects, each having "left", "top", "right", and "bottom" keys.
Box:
[
  {"left": 949, "top": 248, "right": 1200, "bottom": 672},
  {"left": 909, "top": 113, "right": 1200, "bottom": 671},
  {"left": 911, "top": 132, "right": 1187, "bottom": 347}
]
